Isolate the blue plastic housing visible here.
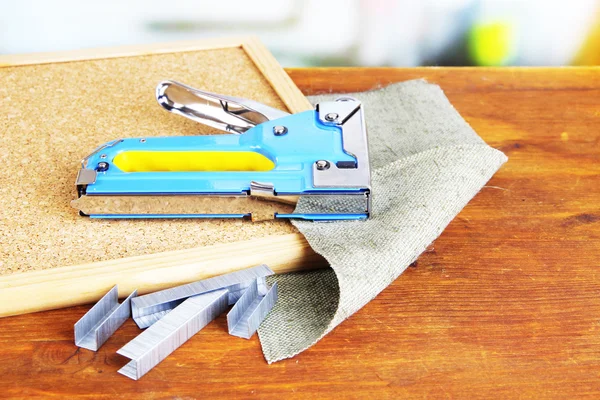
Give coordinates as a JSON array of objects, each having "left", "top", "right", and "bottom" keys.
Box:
[{"left": 84, "top": 110, "right": 363, "bottom": 196}]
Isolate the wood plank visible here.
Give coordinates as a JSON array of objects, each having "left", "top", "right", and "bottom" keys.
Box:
[
  {"left": 0, "top": 233, "right": 322, "bottom": 318},
  {"left": 1, "top": 67, "right": 599, "bottom": 398}
]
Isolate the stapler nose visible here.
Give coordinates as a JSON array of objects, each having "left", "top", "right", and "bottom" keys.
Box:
[{"left": 156, "top": 80, "right": 290, "bottom": 134}]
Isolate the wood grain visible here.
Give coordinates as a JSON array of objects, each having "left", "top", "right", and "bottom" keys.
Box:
[{"left": 1, "top": 67, "right": 599, "bottom": 399}]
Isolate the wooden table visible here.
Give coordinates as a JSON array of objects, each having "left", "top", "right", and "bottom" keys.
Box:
[{"left": 1, "top": 68, "right": 599, "bottom": 399}]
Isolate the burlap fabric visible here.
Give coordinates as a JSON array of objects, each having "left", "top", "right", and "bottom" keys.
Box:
[{"left": 258, "top": 80, "right": 508, "bottom": 363}]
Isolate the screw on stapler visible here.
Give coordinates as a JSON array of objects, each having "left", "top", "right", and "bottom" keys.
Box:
[{"left": 71, "top": 81, "right": 372, "bottom": 221}]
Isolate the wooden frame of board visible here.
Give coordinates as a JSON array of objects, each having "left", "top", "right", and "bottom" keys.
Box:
[{"left": 0, "top": 37, "right": 322, "bottom": 318}]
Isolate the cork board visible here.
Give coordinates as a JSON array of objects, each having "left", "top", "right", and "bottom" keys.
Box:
[{"left": 0, "top": 37, "right": 311, "bottom": 276}]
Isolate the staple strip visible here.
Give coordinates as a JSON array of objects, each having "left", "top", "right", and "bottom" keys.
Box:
[
  {"left": 74, "top": 285, "right": 138, "bottom": 351},
  {"left": 131, "top": 264, "right": 273, "bottom": 329},
  {"left": 227, "top": 280, "right": 278, "bottom": 339},
  {"left": 117, "top": 288, "right": 229, "bottom": 380}
]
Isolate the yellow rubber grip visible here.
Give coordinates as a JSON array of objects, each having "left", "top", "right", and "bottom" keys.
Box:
[{"left": 113, "top": 151, "right": 275, "bottom": 172}]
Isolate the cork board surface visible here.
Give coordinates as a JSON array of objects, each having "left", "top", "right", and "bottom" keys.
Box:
[{"left": 0, "top": 47, "right": 298, "bottom": 275}]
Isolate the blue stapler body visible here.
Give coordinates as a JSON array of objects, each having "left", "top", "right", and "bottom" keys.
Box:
[{"left": 72, "top": 81, "right": 371, "bottom": 221}]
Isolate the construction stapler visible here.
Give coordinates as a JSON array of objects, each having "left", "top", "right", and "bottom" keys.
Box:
[{"left": 72, "top": 81, "right": 371, "bottom": 221}]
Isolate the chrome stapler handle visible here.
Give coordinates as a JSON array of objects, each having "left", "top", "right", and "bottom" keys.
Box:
[{"left": 156, "top": 80, "right": 290, "bottom": 134}]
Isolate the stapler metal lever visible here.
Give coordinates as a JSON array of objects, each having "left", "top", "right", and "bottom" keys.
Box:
[{"left": 72, "top": 81, "right": 372, "bottom": 221}]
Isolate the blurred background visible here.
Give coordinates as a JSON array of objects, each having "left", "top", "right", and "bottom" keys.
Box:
[{"left": 1, "top": 0, "right": 599, "bottom": 66}]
